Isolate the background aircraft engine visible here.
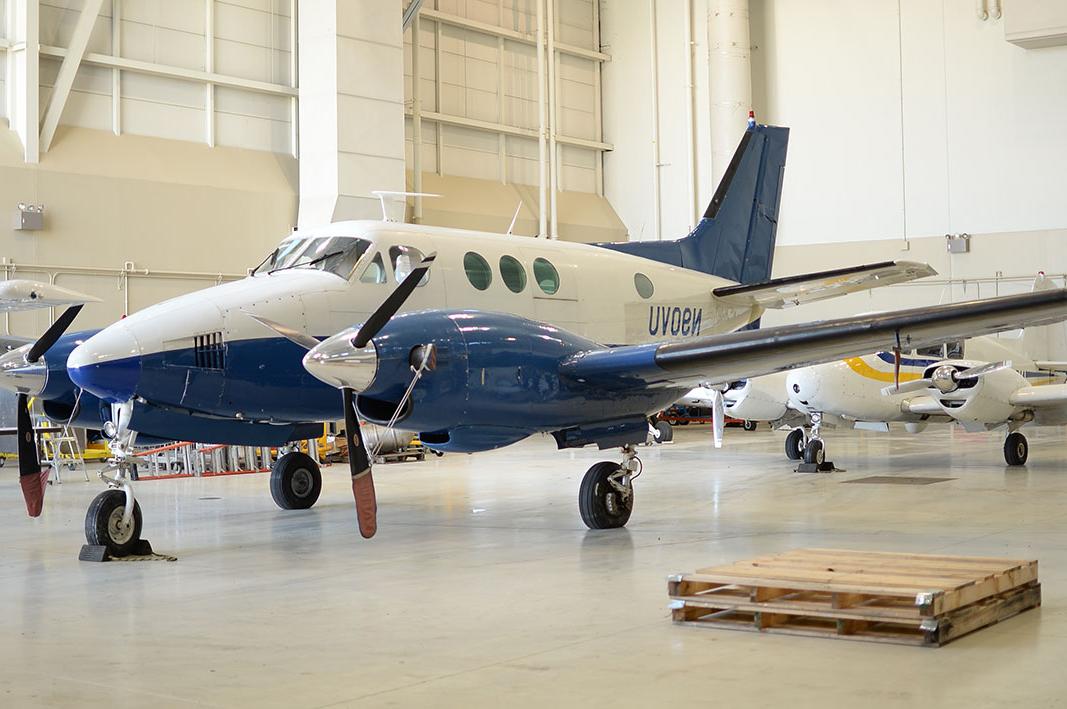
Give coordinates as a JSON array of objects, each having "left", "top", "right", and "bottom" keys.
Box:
[
  {"left": 926, "top": 362, "right": 1025, "bottom": 425},
  {"left": 307, "top": 310, "right": 685, "bottom": 454},
  {"left": 723, "top": 373, "right": 788, "bottom": 421}
]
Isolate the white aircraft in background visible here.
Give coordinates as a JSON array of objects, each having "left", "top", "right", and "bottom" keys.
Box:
[{"left": 724, "top": 275, "right": 1067, "bottom": 467}]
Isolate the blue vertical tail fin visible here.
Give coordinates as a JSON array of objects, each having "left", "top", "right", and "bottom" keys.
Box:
[{"left": 598, "top": 123, "right": 789, "bottom": 285}]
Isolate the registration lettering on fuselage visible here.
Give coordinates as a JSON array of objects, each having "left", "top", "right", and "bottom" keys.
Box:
[{"left": 648, "top": 305, "right": 703, "bottom": 337}]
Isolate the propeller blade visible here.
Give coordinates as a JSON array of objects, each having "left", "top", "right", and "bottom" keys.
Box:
[
  {"left": 16, "top": 393, "right": 47, "bottom": 517},
  {"left": 342, "top": 387, "right": 377, "bottom": 539},
  {"left": 956, "top": 360, "right": 1013, "bottom": 380},
  {"left": 880, "top": 378, "right": 933, "bottom": 396},
  {"left": 712, "top": 389, "right": 725, "bottom": 449},
  {"left": 245, "top": 313, "right": 321, "bottom": 350},
  {"left": 353, "top": 253, "right": 436, "bottom": 348},
  {"left": 26, "top": 304, "right": 83, "bottom": 363}
]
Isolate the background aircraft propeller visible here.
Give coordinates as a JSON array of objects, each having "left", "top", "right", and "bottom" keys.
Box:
[
  {"left": 882, "top": 360, "right": 1013, "bottom": 396},
  {"left": 247, "top": 253, "right": 436, "bottom": 539},
  {"left": 16, "top": 304, "right": 85, "bottom": 516}
]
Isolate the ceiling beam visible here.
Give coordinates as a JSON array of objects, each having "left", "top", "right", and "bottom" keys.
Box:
[{"left": 40, "top": 0, "right": 106, "bottom": 153}]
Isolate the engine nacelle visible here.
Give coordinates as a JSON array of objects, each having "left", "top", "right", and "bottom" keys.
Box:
[
  {"left": 928, "top": 361, "right": 1026, "bottom": 425},
  {"left": 723, "top": 372, "right": 789, "bottom": 422},
  {"left": 317, "top": 310, "right": 684, "bottom": 453}
]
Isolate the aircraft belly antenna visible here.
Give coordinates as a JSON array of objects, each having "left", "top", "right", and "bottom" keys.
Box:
[{"left": 371, "top": 190, "right": 441, "bottom": 223}]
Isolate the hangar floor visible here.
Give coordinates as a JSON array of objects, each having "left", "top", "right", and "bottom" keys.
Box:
[{"left": 2, "top": 424, "right": 1066, "bottom": 707}]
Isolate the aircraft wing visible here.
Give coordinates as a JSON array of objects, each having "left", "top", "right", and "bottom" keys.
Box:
[
  {"left": 561, "top": 288, "right": 1067, "bottom": 389},
  {"left": 1034, "top": 361, "right": 1067, "bottom": 372},
  {"left": 1009, "top": 384, "right": 1067, "bottom": 408},
  {"left": 0, "top": 280, "right": 100, "bottom": 310},
  {"left": 712, "top": 261, "right": 936, "bottom": 309}
]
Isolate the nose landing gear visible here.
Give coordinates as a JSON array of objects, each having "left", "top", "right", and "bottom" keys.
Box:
[
  {"left": 579, "top": 444, "right": 640, "bottom": 530},
  {"left": 796, "top": 413, "right": 834, "bottom": 472}
]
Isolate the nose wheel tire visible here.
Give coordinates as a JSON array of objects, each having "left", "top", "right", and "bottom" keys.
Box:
[
  {"left": 785, "top": 428, "right": 805, "bottom": 461},
  {"left": 579, "top": 461, "right": 633, "bottom": 530},
  {"left": 803, "top": 439, "right": 825, "bottom": 466},
  {"left": 270, "top": 452, "right": 323, "bottom": 510},
  {"left": 1004, "top": 432, "right": 1028, "bottom": 466},
  {"left": 742, "top": 420, "right": 758, "bottom": 432},
  {"left": 85, "top": 489, "right": 143, "bottom": 558},
  {"left": 654, "top": 420, "right": 673, "bottom": 443}
]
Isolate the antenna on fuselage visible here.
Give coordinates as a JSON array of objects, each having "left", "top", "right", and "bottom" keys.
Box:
[
  {"left": 506, "top": 201, "right": 524, "bottom": 236},
  {"left": 370, "top": 191, "right": 441, "bottom": 223}
]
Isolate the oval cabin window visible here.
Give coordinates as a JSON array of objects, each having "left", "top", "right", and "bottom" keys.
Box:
[
  {"left": 533, "top": 258, "right": 560, "bottom": 295},
  {"left": 463, "top": 252, "right": 493, "bottom": 291},
  {"left": 499, "top": 255, "right": 527, "bottom": 293},
  {"left": 634, "top": 273, "right": 654, "bottom": 299}
]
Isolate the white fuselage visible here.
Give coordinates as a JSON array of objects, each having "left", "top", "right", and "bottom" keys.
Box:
[{"left": 81, "top": 220, "right": 761, "bottom": 365}]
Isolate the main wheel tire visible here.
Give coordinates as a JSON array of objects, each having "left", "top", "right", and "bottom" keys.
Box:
[
  {"left": 85, "top": 489, "right": 143, "bottom": 558},
  {"left": 743, "top": 420, "right": 758, "bottom": 432},
  {"left": 578, "top": 461, "right": 633, "bottom": 530},
  {"left": 803, "top": 438, "right": 825, "bottom": 466},
  {"left": 785, "top": 428, "right": 805, "bottom": 461},
  {"left": 270, "top": 452, "right": 322, "bottom": 510},
  {"left": 1004, "top": 432, "right": 1028, "bottom": 466},
  {"left": 655, "top": 420, "right": 673, "bottom": 443}
]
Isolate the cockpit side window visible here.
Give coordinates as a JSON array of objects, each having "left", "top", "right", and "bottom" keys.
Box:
[
  {"left": 389, "top": 245, "right": 429, "bottom": 286},
  {"left": 359, "top": 252, "right": 388, "bottom": 284}
]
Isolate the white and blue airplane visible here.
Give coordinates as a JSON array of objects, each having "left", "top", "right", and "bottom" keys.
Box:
[{"left": 8, "top": 122, "right": 1067, "bottom": 555}]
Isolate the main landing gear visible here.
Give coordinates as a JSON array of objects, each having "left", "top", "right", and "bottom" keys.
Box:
[
  {"left": 579, "top": 444, "right": 640, "bottom": 530},
  {"left": 270, "top": 451, "right": 323, "bottom": 509},
  {"left": 1004, "top": 431, "right": 1028, "bottom": 466}
]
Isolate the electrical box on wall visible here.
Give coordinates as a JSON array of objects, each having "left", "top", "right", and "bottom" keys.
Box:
[
  {"left": 14, "top": 203, "right": 44, "bottom": 231},
  {"left": 946, "top": 233, "right": 971, "bottom": 254}
]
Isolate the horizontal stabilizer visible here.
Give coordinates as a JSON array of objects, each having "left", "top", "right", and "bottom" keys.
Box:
[
  {"left": 561, "top": 287, "right": 1067, "bottom": 390},
  {"left": 0, "top": 280, "right": 100, "bottom": 311},
  {"left": 712, "top": 261, "right": 936, "bottom": 310}
]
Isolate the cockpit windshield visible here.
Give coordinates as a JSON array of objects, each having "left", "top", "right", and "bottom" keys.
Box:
[{"left": 252, "top": 236, "right": 372, "bottom": 279}]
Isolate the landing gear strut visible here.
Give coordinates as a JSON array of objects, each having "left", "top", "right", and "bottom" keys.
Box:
[
  {"left": 579, "top": 444, "right": 640, "bottom": 529},
  {"left": 1004, "top": 431, "right": 1028, "bottom": 466},
  {"left": 270, "top": 451, "right": 323, "bottom": 510},
  {"left": 802, "top": 412, "right": 826, "bottom": 465},
  {"left": 84, "top": 402, "right": 148, "bottom": 558}
]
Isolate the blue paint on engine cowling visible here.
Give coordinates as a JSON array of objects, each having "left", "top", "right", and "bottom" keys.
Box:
[
  {"left": 39, "top": 330, "right": 100, "bottom": 402},
  {"left": 355, "top": 310, "right": 686, "bottom": 453}
]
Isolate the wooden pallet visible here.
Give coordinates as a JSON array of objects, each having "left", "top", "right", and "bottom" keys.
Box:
[{"left": 668, "top": 548, "right": 1040, "bottom": 646}]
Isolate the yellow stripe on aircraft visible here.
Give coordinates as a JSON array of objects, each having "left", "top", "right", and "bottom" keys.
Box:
[{"left": 842, "top": 357, "right": 923, "bottom": 383}]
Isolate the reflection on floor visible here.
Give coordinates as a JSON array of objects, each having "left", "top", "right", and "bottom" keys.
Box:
[{"left": 2, "top": 424, "right": 1066, "bottom": 707}]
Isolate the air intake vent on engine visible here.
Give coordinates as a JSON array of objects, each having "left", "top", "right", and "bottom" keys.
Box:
[{"left": 194, "top": 332, "right": 225, "bottom": 370}]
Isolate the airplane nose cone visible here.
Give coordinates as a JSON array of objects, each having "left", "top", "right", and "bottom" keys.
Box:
[
  {"left": 303, "top": 328, "right": 378, "bottom": 391},
  {"left": 0, "top": 344, "right": 46, "bottom": 395},
  {"left": 67, "top": 323, "right": 142, "bottom": 402}
]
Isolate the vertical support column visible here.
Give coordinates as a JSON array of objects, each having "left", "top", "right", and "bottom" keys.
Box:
[
  {"left": 288, "top": 0, "right": 298, "bottom": 159},
  {"left": 433, "top": 2, "right": 443, "bottom": 176},
  {"left": 298, "top": 0, "right": 406, "bottom": 226},
  {"left": 547, "top": 0, "right": 558, "bottom": 238},
  {"left": 411, "top": 13, "right": 423, "bottom": 221},
  {"left": 205, "top": 0, "right": 215, "bottom": 147},
  {"left": 709, "top": 0, "right": 752, "bottom": 185},
  {"left": 8, "top": 0, "right": 40, "bottom": 163},
  {"left": 111, "top": 0, "right": 121, "bottom": 135},
  {"left": 649, "top": 0, "right": 661, "bottom": 240},
  {"left": 536, "top": 0, "right": 547, "bottom": 237},
  {"left": 592, "top": 0, "right": 603, "bottom": 198}
]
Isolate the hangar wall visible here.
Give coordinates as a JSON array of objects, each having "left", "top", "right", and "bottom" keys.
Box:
[
  {"left": 0, "top": 1, "right": 299, "bottom": 337},
  {"left": 602, "top": 0, "right": 1067, "bottom": 309}
]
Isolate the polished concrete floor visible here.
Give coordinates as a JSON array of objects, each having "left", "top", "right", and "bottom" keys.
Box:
[{"left": 3, "top": 424, "right": 1067, "bottom": 707}]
